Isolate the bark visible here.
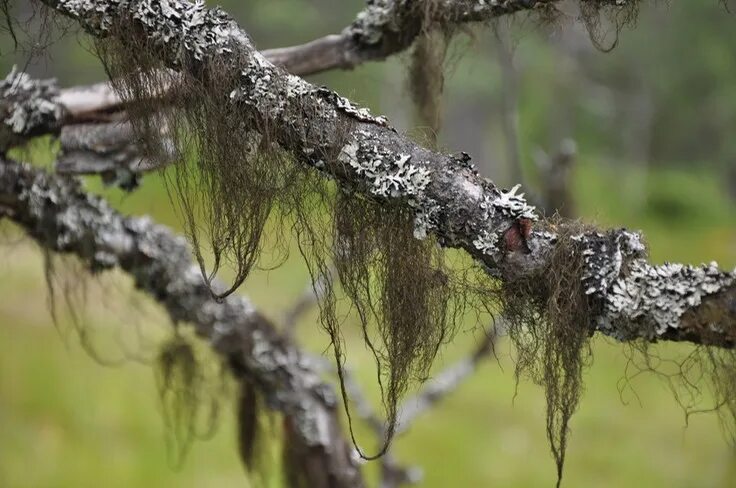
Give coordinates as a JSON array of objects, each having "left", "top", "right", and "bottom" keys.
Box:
[
  {"left": 7, "top": 0, "right": 735, "bottom": 348},
  {"left": 0, "top": 157, "right": 364, "bottom": 488}
]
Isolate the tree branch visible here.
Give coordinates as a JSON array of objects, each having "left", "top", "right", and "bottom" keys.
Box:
[
  {"left": 0, "top": 157, "right": 365, "bottom": 488},
  {"left": 21, "top": 0, "right": 736, "bottom": 349},
  {"left": 259, "top": 0, "right": 601, "bottom": 77}
]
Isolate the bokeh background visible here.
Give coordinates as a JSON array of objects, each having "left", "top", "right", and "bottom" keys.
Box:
[{"left": 1, "top": 0, "right": 735, "bottom": 486}]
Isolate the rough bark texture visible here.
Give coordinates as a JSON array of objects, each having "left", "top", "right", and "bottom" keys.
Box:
[
  {"left": 0, "top": 157, "right": 364, "bottom": 488},
  {"left": 21, "top": 0, "right": 735, "bottom": 349}
]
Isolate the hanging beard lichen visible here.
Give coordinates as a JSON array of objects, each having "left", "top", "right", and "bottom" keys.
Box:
[
  {"left": 499, "top": 222, "right": 596, "bottom": 487},
  {"left": 237, "top": 377, "right": 280, "bottom": 481},
  {"left": 94, "top": 20, "right": 306, "bottom": 300},
  {"left": 288, "top": 179, "right": 469, "bottom": 460},
  {"left": 330, "top": 192, "right": 462, "bottom": 458},
  {"left": 408, "top": 25, "right": 452, "bottom": 147},
  {"left": 622, "top": 338, "right": 736, "bottom": 448},
  {"left": 155, "top": 332, "right": 228, "bottom": 467},
  {"left": 577, "top": 0, "right": 641, "bottom": 52}
]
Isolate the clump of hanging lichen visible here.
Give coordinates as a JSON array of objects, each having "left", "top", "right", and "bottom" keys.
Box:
[
  {"left": 408, "top": 27, "right": 452, "bottom": 147},
  {"left": 42, "top": 250, "right": 155, "bottom": 366},
  {"left": 405, "top": 0, "right": 460, "bottom": 147},
  {"left": 94, "top": 18, "right": 307, "bottom": 301},
  {"left": 622, "top": 339, "right": 736, "bottom": 448},
  {"left": 237, "top": 378, "right": 280, "bottom": 481},
  {"left": 707, "top": 349, "right": 736, "bottom": 441},
  {"left": 155, "top": 331, "right": 229, "bottom": 467},
  {"left": 498, "top": 221, "right": 597, "bottom": 487},
  {"left": 577, "top": 0, "right": 641, "bottom": 52},
  {"left": 328, "top": 191, "right": 463, "bottom": 458}
]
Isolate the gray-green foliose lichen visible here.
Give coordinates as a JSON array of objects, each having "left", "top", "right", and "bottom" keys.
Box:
[
  {"left": 576, "top": 231, "right": 736, "bottom": 340},
  {"left": 56, "top": 0, "right": 237, "bottom": 64},
  {"left": 1, "top": 67, "right": 64, "bottom": 152},
  {"left": 338, "top": 129, "right": 431, "bottom": 199},
  {"left": 348, "top": 0, "right": 396, "bottom": 46},
  {"left": 469, "top": 184, "right": 537, "bottom": 257}
]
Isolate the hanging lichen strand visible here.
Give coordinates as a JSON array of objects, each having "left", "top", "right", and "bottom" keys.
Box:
[
  {"left": 498, "top": 221, "right": 597, "bottom": 487},
  {"left": 407, "top": 3, "right": 454, "bottom": 147},
  {"left": 578, "top": 0, "right": 641, "bottom": 52},
  {"left": 94, "top": 20, "right": 306, "bottom": 300},
  {"left": 155, "top": 333, "right": 228, "bottom": 467},
  {"left": 329, "top": 191, "right": 463, "bottom": 458}
]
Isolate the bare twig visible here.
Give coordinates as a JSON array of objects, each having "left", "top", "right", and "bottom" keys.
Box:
[{"left": 533, "top": 138, "right": 577, "bottom": 217}]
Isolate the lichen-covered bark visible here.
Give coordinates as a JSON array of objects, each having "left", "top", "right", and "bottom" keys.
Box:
[
  {"left": 577, "top": 231, "right": 736, "bottom": 346},
  {"left": 0, "top": 66, "right": 64, "bottom": 152},
  {"left": 0, "top": 157, "right": 364, "bottom": 488},
  {"left": 24, "top": 0, "right": 736, "bottom": 349}
]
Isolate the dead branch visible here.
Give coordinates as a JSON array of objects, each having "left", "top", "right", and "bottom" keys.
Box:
[{"left": 22, "top": 0, "right": 735, "bottom": 348}]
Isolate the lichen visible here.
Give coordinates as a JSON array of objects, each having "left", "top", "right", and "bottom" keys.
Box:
[
  {"left": 338, "top": 134, "right": 431, "bottom": 198},
  {"left": 0, "top": 66, "right": 63, "bottom": 152},
  {"left": 155, "top": 332, "right": 228, "bottom": 467},
  {"left": 574, "top": 230, "right": 736, "bottom": 341},
  {"left": 499, "top": 221, "right": 598, "bottom": 488},
  {"left": 605, "top": 260, "right": 736, "bottom": 338}
]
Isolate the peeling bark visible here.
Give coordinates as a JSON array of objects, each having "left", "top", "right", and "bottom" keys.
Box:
[{"left": 0, "top": 157, "right": 364, "bottom": 488}]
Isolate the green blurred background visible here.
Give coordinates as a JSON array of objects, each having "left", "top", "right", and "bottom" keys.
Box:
[{"left": 1, "top": 0, "right": 735, "bottom": 486}]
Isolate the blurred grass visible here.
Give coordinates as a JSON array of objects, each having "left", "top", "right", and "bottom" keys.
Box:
[{"left": 1, "top": 151, "right": 735, "bottom": 487}]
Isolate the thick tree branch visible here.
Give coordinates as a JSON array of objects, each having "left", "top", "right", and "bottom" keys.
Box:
[
  {"left": 18, "top": 0, "right": 736, "bottom": 349},
  {"left": 0, "top": 157, "right": 364, "bottom": 488}
]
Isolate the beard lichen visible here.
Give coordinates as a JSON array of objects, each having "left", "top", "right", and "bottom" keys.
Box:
[
  {"left": 237, "top": 377, "right": 279, "bottom": 482},
  {"left": 499, "top": 222, "right": 597, "bottom": 487},
  {"left": 155, "top": 331, "right": 229, "bottom": 467},
  {"left": 94, "top": 20, "right": 307, "bottom": 301},
  {"left": 328, "top": 191, "right": 463, "bottom": 458},
  {"left": 577, "top": 0, "right": 641, "bottom": 52},
  {"left": 407, "top": 25, "right": 453, "bottom": 147}
]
